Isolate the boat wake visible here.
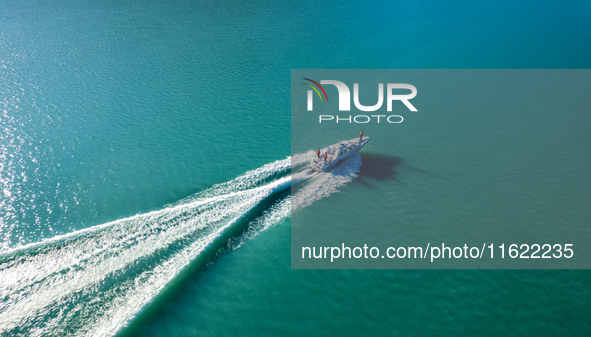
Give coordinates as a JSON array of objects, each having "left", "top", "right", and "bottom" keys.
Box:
[
  {"left": 0, "top": 151, "right": 363, "bottom": 336},
  {"left": 291, "top": 150, "right": 363, "bottom": 211}
]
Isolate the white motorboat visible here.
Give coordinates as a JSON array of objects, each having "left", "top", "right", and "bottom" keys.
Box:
[{"left": 310, "top": 136, "right": 370, "bottom": 173}]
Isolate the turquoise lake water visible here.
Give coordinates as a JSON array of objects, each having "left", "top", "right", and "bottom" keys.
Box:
[
  {"left": 289, "top": 69, "right": 591, "bottom": 269},
  {"left": 1, "top": 0, "right": 590, "bottom": 335}
]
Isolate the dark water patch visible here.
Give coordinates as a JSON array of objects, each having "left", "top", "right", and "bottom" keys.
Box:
[{"left": 355, "top": 153, "right": 403, "bottom": 188}]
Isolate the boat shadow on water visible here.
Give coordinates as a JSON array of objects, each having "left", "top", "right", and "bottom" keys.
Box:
[
  {"left": 354, "top": 153, "right": 434, "bottom": 188},
  {"left": 355, "top": 153, "right": 403, "bottom": 188}
]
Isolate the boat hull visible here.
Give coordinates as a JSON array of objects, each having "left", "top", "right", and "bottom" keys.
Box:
[{"left": 310, "top": 136, "right": 370, "bottom": 173}]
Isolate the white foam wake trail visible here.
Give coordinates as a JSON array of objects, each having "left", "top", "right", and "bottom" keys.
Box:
[
  {"left": 0, "top": 151, "right": 363, "bottom": 337},
  {"left": 292, "top": 153, "right": 363, "bottom": 211},
  {"left": 221, "top": 195, "right": 292, "bottom": 253},
  {"left": 0, "top": 160, "right": 291, "bottom": 337}
]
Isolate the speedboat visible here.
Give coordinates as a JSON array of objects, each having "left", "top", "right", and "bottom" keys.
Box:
[{"left": 310, "top": 136, "right": 370, "bottom": 173}]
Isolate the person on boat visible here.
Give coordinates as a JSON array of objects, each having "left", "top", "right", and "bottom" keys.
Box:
[
  {"left": 359, "top": 130, "right": 364, "bottom": 142},
  {"left": 317, "top": 148, "right": 320, "bottom": 158},
  {"left": 323, "top": 153, "right": 327, "bottom": 162}
]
